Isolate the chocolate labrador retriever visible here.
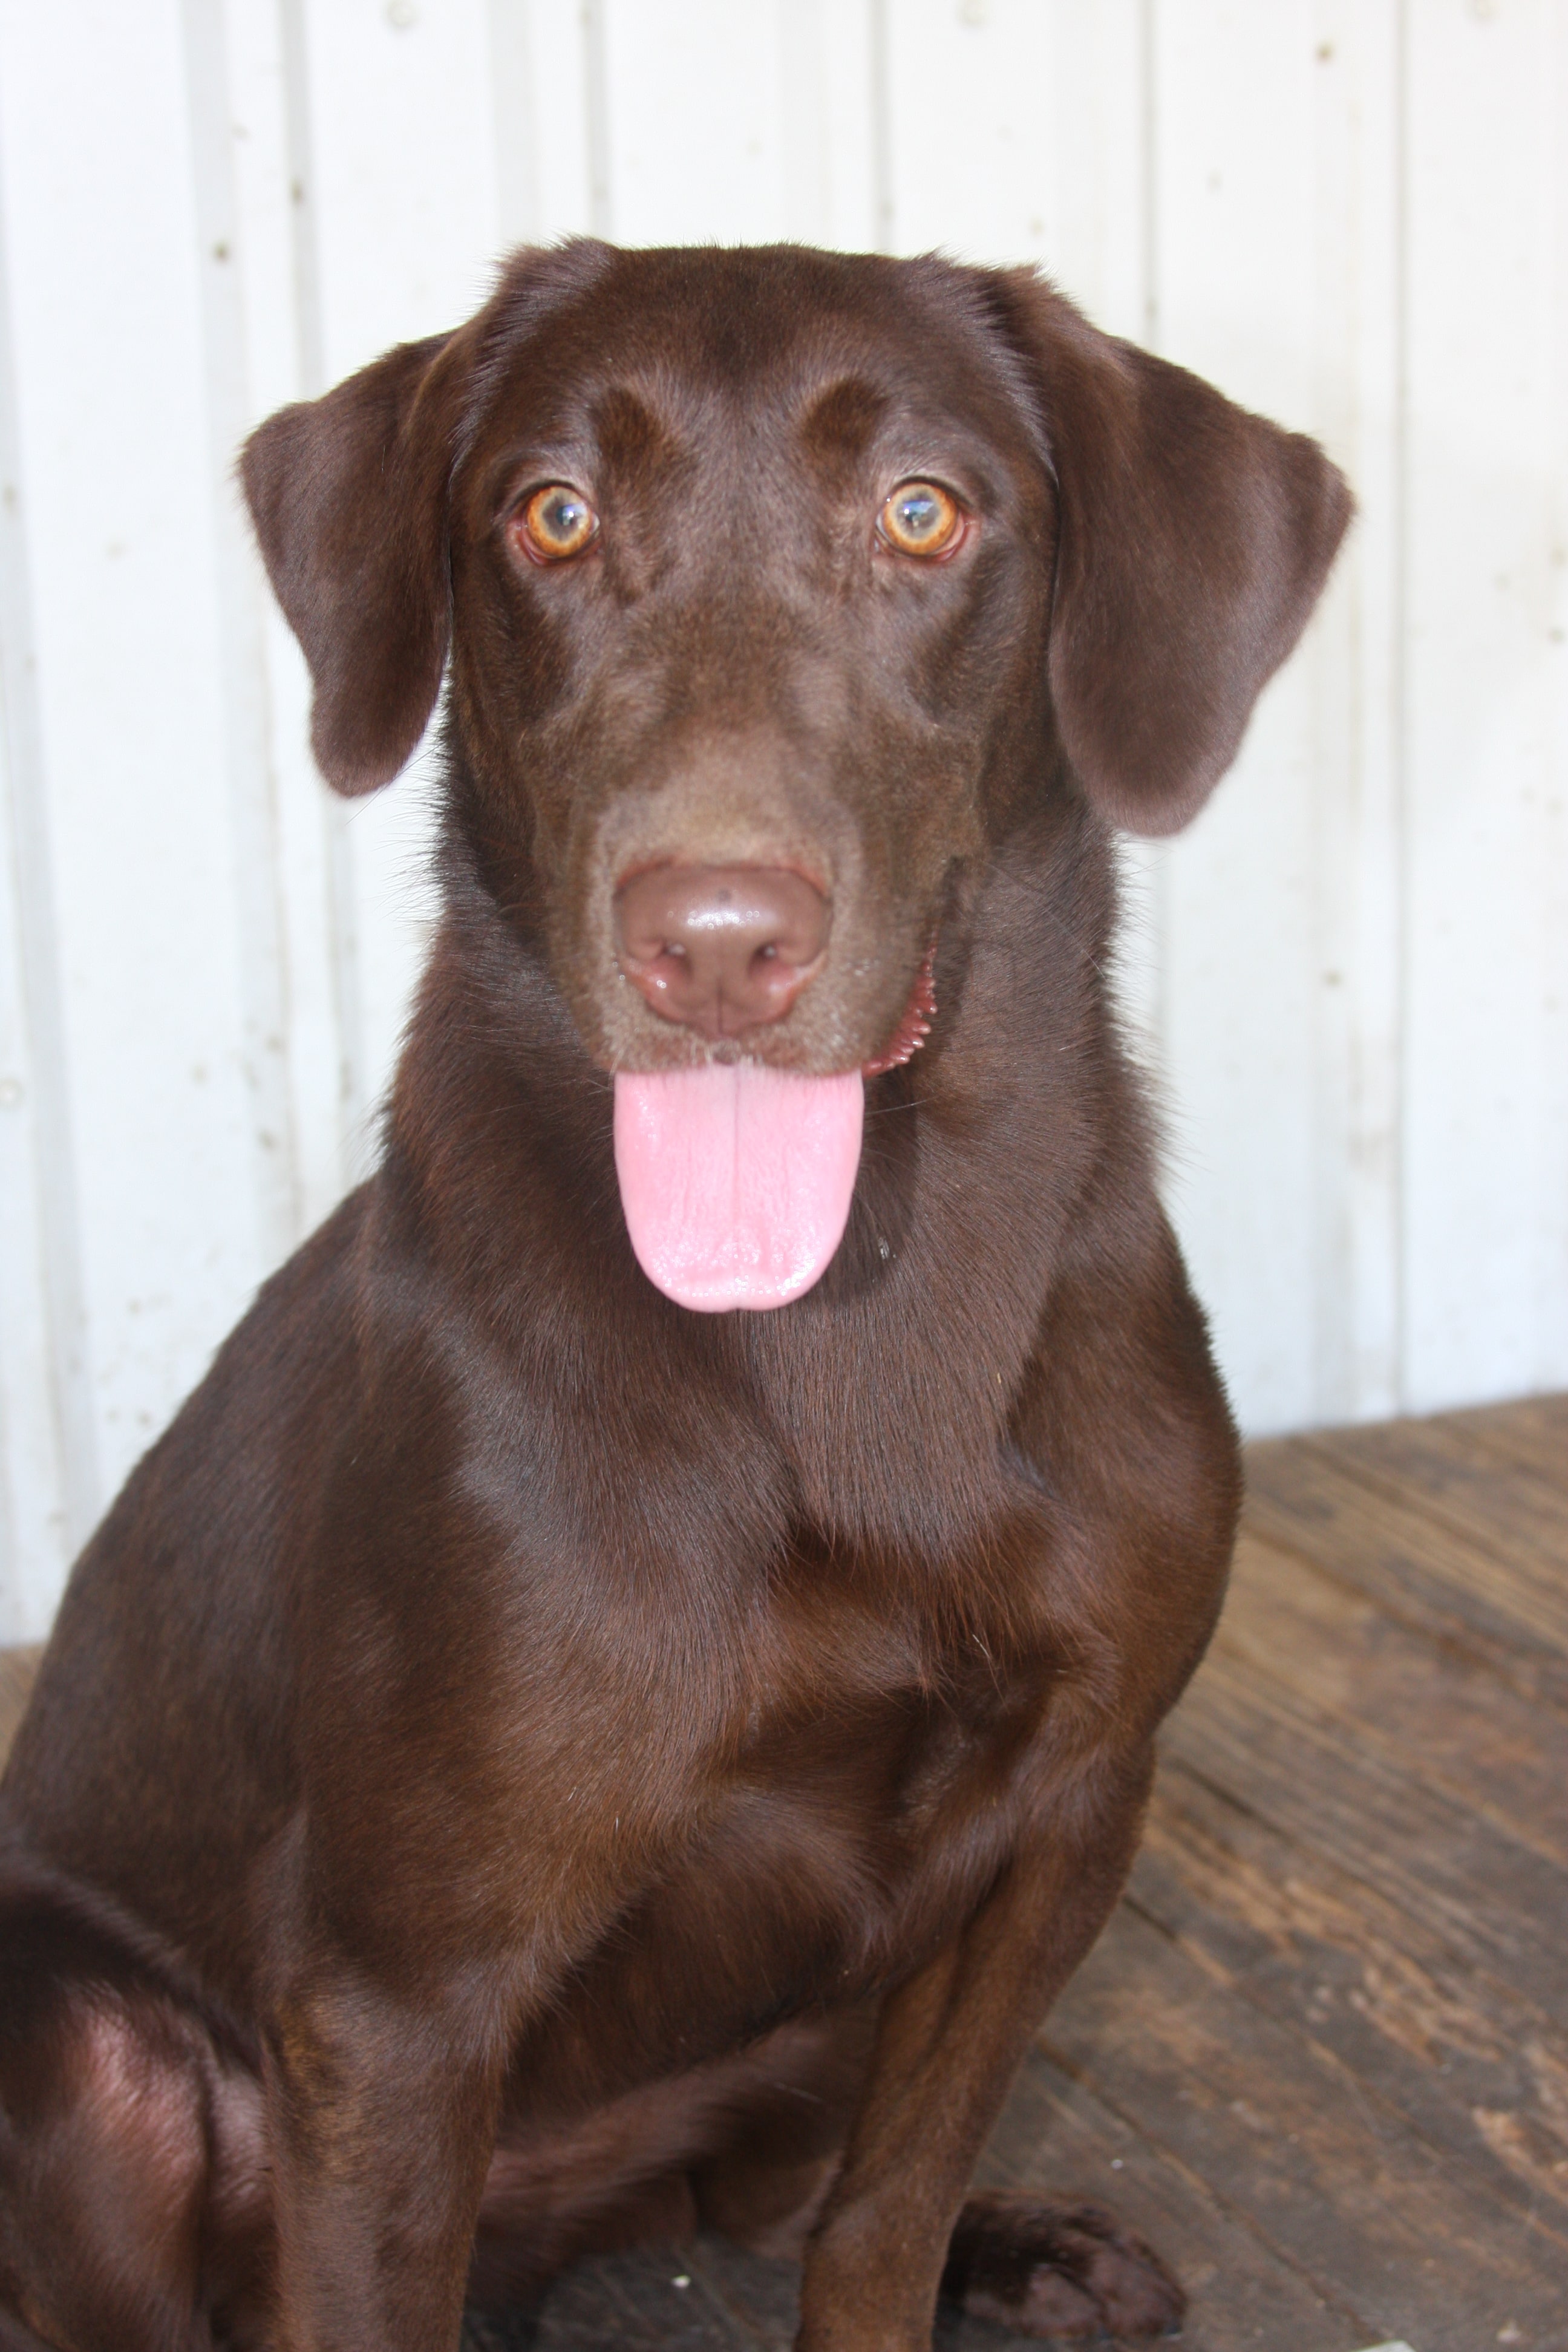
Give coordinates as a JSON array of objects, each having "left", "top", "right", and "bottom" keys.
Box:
[{"left": 0, "top": 241, "right": 1350, "bottom": 2351}]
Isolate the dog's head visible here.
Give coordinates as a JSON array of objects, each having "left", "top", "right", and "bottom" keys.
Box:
[{"left": 243, "top": 241, "right": 1350, "bottom": 1308}]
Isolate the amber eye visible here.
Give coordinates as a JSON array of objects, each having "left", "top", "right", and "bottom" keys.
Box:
[
  {"left": 516, "top": 483, "right": 598, "bottom": 561},
  {"left": 878, "top": 480, "right": 962, "bottom": 557}
]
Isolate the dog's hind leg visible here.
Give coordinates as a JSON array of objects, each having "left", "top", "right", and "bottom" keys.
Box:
[
  {"left": 690, "top": 2007, "right": 875, "bottom": 2262},
  {"left": 0, "top": 1982, "right": 214, "bottom": 2351},
  {"left": 0, "top": 1966, "right": 250, "bottom": 2352},
  {"left": 0, "top": 1853, "right": 270, "bottom": 2352}
]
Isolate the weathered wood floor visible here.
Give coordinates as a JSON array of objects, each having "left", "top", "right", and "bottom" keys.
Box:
[{"left": 2, "top": 1397, "right": 1564, "bottom": 2352}]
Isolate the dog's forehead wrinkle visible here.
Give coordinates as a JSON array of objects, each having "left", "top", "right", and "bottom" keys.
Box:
[
  {"left": 479, "top": 249, "right": 1021, "bottom": 451},
  {"left": 798, "top": 372, "right": 890, "bottom": 462}
]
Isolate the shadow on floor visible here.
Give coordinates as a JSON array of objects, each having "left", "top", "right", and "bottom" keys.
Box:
[{"left": 462, "top": 2233, "right": 1037, "bottom": 2352}]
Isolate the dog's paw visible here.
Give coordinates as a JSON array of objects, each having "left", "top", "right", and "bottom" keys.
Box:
[{"left": 941, "top": 2192, "right": 1185, "bottom": 2341}]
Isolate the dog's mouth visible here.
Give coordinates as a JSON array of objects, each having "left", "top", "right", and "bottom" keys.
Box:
[{"left": 612, "top": 942, "right": 937, "bottom": 1313}]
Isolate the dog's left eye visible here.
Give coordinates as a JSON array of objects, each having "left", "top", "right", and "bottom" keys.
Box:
[
  {"left": 515, "top": 485, "right": 599, "bottom": 562},
  {"left": 878, "top": 480, "right": 963, "bottom": 558}
]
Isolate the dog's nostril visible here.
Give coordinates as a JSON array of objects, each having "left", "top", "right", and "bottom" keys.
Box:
[{"left": 615, "top": 864, "right": 831, "bottom": 1040}]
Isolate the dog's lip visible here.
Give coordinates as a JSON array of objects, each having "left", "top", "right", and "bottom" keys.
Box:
[{"left": 861, "top": 936, "right": 938, "bottom": 1074}]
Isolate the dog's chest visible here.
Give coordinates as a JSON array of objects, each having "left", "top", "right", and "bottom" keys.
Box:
[
  {"left": 526, "top": 1591, "right": 1053, "bottom": 2096},
  {"left": 715, "top": 1648, "right": 1037, "bottom": 1965}
]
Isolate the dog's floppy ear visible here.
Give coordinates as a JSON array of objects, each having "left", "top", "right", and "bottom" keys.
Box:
[
  {"left": 986, "top": 271, "right": 1353, "bottom": 835},
  {"left": 241, "top": 329, "right": 472, "bottom": 796}
]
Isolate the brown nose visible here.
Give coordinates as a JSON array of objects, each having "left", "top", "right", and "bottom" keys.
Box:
[{"left": 614, "top": 864, "right": 831, "bottom": 1039}]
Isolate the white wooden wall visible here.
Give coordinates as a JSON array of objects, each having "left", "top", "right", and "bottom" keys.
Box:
[{"left": 1, "top": 0, "right": 1565, "bottom": 1640}]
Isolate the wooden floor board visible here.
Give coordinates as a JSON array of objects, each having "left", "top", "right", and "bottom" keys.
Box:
[
  {"left": 1042, "top": 1905, "right": 1568, "bottom": 2352},
  {"left": 531, "top": 2247, "right": 766, "bottom": 2351},
  {"left": 1449, "top": 1393, "right": 1568, "bottom": 1485},
  {"left": 977, "top": 2050, "right": 1364, "bottom": 2351},
  {"left": 2, "top": 1396, "right": 1566, "bottom": 2349},
  {"left": 1305, "top": 1423, "right": 1568, "bottom": 1636},
  {"left": 1134, "top": 1761, "right": 1568, "bottom": 2237},
  {"left": 1314, "top": 1412, "right": 1568, "bottom": 1552},
  {"left": 1244, "top": 1445, "right": 1568, "bottom": 1714},
  {"left": 1213, "top": 1530, "right": 1568, "bottom": 1864},
  {"left": 1162, "top": 1655, "right": 1568, "bottom": 2017},
  {"left": 1247, "top": 1440, "right": 1568, "bottom": 1663}
]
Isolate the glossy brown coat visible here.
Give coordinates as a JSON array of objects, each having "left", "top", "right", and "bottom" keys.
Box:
[{"left": 0, "top": 242, "right": 1350, "bottom": 2352}]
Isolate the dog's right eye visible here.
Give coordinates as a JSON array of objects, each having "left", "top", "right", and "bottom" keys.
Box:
[
  {"left": 878, "top": 480, "right": 964, "bottom": 559},
  {"left": 514, "top": 485, "right": 599, "bottom": 563}
]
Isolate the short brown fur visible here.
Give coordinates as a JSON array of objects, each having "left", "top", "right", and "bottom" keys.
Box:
[{"left": 0, "top": 241, "right": 1350, "bottom": 2351}]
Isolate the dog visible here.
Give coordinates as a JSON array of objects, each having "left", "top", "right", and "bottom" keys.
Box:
[{"left": 0, "top": 240, "right": 1350, "bottom": 2351}]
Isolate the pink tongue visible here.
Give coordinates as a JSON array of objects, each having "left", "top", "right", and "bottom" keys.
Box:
[{"left": 613, "top": 1065, "right": 864, "bottom": 1312}]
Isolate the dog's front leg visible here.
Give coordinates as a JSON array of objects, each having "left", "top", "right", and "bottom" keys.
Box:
[
  {"left": 795, "top": 1758, "right": 1152, "bottom": 2352},
  {"left": 267, "top": 1966, "right": 506, "bottom": 2352}
]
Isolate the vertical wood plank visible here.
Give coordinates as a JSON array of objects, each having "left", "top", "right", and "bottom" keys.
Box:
[
  {"left": 1150, "top": 0, "right": 1321, "bottom": 1438},
  {"left": 485, "top": 0, "right": 542, "bottom": 249},
  {"left": 181, "top": 0, "right": 305, "bottom": 1270},
  {"left": 593, "top": 5, "right": 879, "bottom": 255},
  {"left": 226, "top": 0, "right": 355, "bottom": 1233},
  {"left": 880, "top": 0, "right": 1145, "bottom": 301},
  {"left": 1402, "top": 0, "right": 1568, "bottom": 1409},
  {"left": 1300, "top": 0, "right": 1403, "bottom": 1425},
  {"left": 0, "top": 0, "right": 272, "bottom": 1504},
  {"left": 598, "top": 0, "right": 785, "bottom": 244},
  {"left": 0, "top": 189, "right": 83, "bottom": 1626},
  {"left": 1148, "top": 0, "right": 1406, "bottom": 1434},
  {"left": 1042, "top": 1, "right": 1149, "bottom": 336},
  {"left": 486, "top": 0, "right": 596, "bottom": 249},
  {"left": 263, "top": 0, "right": 372, "bottom": 1204},
  {"left": 794, "top": 0, "right": 880, "bottom": 252},
  {"left": 0, "top": 670, "right": 66, "bottom": 1634},
  {"left": 882, "top": 0, "right": 1057, "bottom": 263}
]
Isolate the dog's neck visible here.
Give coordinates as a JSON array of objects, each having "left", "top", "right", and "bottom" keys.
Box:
[{"left": 376, "top": 788, "right": 1148, "bottom": 1586}]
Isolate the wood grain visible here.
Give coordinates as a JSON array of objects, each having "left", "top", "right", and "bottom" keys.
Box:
[
  {"left": 1135, "top": 1763, "right": 1568, "bottom": 2232},
  {"left": 1453, "top": 1394, "right": 1568, "bottom": 1486},
  {"left": 1244, "top": 1434, "right": 1568, "bottom": 1711},
  {"left": 1214, "top": 1530, "right": 1568, "bottom": 1863},
  {"left": 1043, "top": 1904, "right": 1568, "bottom": 2349}
]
